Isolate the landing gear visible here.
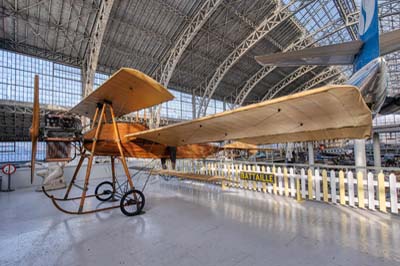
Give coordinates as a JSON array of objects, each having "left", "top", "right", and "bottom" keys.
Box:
[
  {"left": 43, "top": 177, "right": 146, "bottom": 216},
  {"left": 120, "top": 189, "right": 145, "bottom": 216},
  {"left": 95, "top": 181, "right": 115, "bottom": 202},
  {"left": 42, "top": 153, "right": 148, "bottom": 216}
]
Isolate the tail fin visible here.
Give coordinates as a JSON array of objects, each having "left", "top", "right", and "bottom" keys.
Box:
[
  {"left": 354, "top": 0, "right": 380, "bottom": 71},
  {"left": 255, "top": 0, "right": 383, "bottom": 69}
]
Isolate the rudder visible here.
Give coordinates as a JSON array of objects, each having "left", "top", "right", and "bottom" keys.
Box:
[{"left": 354, "top": 0, "right": 380, "bottom": 71}]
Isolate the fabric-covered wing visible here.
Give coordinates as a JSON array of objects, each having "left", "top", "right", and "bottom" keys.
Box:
[
  {"left": 125, "top": 85, "right": 372, "bottom": 146},
  {"left": 255, "top": 41, "right": 363, "bottom": 67},
  {"left": 70, "top": 68, "right": 174, "bottom": 118}
]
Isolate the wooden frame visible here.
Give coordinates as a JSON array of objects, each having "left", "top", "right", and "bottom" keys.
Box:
[{"left": 43, "top": 102, "right": 137, "bottom": 214}]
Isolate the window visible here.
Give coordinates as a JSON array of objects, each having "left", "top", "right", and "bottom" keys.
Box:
[
  {"left": 0, "top": 50, "right": 83, "bottom": 162},
  {"left": 0, "top": 49, "right": 81, "bottom": 107},
  {"left": 0, "top": 49, "right": 231, "bottom": 162}
]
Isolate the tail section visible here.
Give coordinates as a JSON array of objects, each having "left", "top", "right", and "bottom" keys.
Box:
[
  {"left": 354, "top": 0, "right": 380, "bottom": 72},
  {"left": 255, "top": 41, "right": 362, "bottom": 67},
  {"left": 255, "top": 0, "right": 382, "bottom": 70}
]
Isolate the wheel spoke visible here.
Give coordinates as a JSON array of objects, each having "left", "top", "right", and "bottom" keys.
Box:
[
  {"left": 95, "top": 181, "right": 115, "bottom": 202},
  {"left": 120, "top": 189, "right": 145, "bottom": 216}
]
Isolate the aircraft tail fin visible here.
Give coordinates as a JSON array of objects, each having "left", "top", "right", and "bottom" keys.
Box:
[
  {"left": 354, "top": 0, "right": 380, "bottom": 71},
  {"left": 256, "top": 0, "right": 383, "bottom": 70}
]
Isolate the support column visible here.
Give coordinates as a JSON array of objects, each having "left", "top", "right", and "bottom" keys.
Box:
[
  {"left": 308, "top": 142, "right": 314, "bottom": 167},
  {"left": 354, "top": 139, "right": 367, "bottom": 172},
  {"left": 373, "top": 132, "right": 381, "bottom": 168},
  {"left": 192, "top": 92, "right": 196, "bottom": 119},
  {"left": 82, "top": 0, "right": 115, "bottom": 96}
]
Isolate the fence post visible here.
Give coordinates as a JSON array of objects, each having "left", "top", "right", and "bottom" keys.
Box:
[
  {"left": 277, "top": 167, "right": 283, "bottom": 195},
  {"left": 284, "top": 167, "right": 289, "bottom": 197},
  {"left": 315, "top": 169, "right": 321, "bottom": 201},
  {"left": 273, "top": 166, "right": 277, "bottom": 195},
  {"left": 339, "top": 170, "right": 346, "bottom": 205},
  {"left": 212, "top": 162, "right": 215, "bottom": 176},
  {"left": 367, "top": 172, "right": 375, "bottom": 210},
  {"left": 330, "top": 170, "right": 337, "bottom": 203},
  {"left": 296, "top": 174, "right": 303, "bottom": 202},
  {"left": 322, "top": 170, "right": 328, "bottom": 202},
  {"left": 357, "top": 171, "right": 365, "bottom": 209},
  {"left": 289, "top": 168, "right": 295, "bottom": 197},
  {"left": 389, "top": 173, "right": 398, "bottom": 214},
  {"left": 261, "top": 166, "right": 267, "bottom": 193},
  {"left": 378, "top": 172, "right": 387, "bottom": 213},
  {"left": 252, "top": 165, "right": 258, "bottom": 191},
  {"left": 243, "top": 164, "right": 248, "bottom": 190},
  {"left": 307, "top": 168, "right": 313, "bottom": 200},
  {"left": 267, "top": 166, "right": 272, "bottom": 193},
  {"left": 348, "top": 171, "right": 355, "bottom": 207},
  {"left": 301, "top": 168, "right": 306, "bottom": 199}
]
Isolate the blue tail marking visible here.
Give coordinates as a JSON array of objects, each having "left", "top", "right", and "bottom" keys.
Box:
[{"left": 354, "top": 0, "right": 380, "bottom": 72}]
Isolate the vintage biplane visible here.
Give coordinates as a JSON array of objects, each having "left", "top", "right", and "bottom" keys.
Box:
[
  {"left": 28, "top": 0, "right": 399, "bottom": 217},
  {"left": 30, "top": 67, "right": 372, "bottom": 216}
]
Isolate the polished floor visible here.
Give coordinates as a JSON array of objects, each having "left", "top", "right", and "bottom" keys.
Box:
[{"left": 1, "top": 175, "right": 400, "bottom": 266}]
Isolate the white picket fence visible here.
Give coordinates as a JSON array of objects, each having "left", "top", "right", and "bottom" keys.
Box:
[{"left": 167, "top": 159, "right": 400, "bottom": 215}]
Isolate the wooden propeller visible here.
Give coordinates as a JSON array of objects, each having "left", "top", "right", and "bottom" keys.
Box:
[{"left": 30, "top": 75, "right": 40, "bottom": 184}]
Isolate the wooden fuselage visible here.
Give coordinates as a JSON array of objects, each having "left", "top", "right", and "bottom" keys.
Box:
[{"left": 83, "top": 122, "right": 219, "bottom": 158}]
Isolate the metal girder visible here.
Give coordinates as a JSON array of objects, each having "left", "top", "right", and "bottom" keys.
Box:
[
  {"left": 108, "top": 17, "right": 173, "bottom": 46},
  {"left": 150, "top": 0, "right": 223, "bottom": 128},
  {"left": 102, "top": 40, "right": 159, "bottom": 67},
  {"left": 232, "top": 65, "right": 276, "bottom": 106},
  {"left": 1, "top": 1, "right": 92, "bottom": 57},
  {"left": 223, "top": 2, "right": 285, "bottom": 51},
  {"left": 0, "top": 38, "right": 82, "bottom": 66},
  {"left": 0, "top": 3, "right": 90, "bottom": 42},
  {"left": 196, "top": 0, "right": 314, "bottom": 117},
  {"left": 159, "top": 0, "right": 223, "bottom": 87},
  {"left": 82, "top": 0, "right": 114, "bottom": 97},
  {"left": 330, "top": 75, "right": 347, "bottom": 85},
  {"left": 233, "top": 10, "right": 358, "bottom": 106},
  {"left": 262, "top": 65, "right": 317, "bottom": 100},
  {"left": 333, "top": 0, "right": 358, "bottom": 40},
  {"left": 292, "top": 67, "right": 342, "bottom": 93},
  {"left": 379, "top": 0, "right": 400, "bottom": 18}
]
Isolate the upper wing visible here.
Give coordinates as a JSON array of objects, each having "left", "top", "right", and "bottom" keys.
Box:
[
  {"left": 125, "top": 85, "right": 372, "bottom": 146},
  {"left": 70, "top": 68, "right": 174, "bottom": 118},
  {"left": 255, "top": 41, "right": 363, "bottom": 67}
]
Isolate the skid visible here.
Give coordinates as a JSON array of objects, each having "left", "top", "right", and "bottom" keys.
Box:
[
  {"left": 42, "top": 186, "right": 118, "bottom": 201},
  {"left": 43, "top": 185, "right": 139, "bottom": 215},
  {"left": 48, "top": 195, "right": 122, "bottom": 215}
]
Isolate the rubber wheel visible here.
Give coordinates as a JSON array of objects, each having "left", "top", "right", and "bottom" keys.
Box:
[
  {"left": 120, "top": 189, "right": 145, "bottom": 216},
  {"left": 95, "top": 181, "right": 114, "bottom": 202}
]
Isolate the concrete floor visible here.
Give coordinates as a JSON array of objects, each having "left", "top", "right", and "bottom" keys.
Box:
[{"left": 1, "top": 176, "right": 400, "bottom": 266}]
